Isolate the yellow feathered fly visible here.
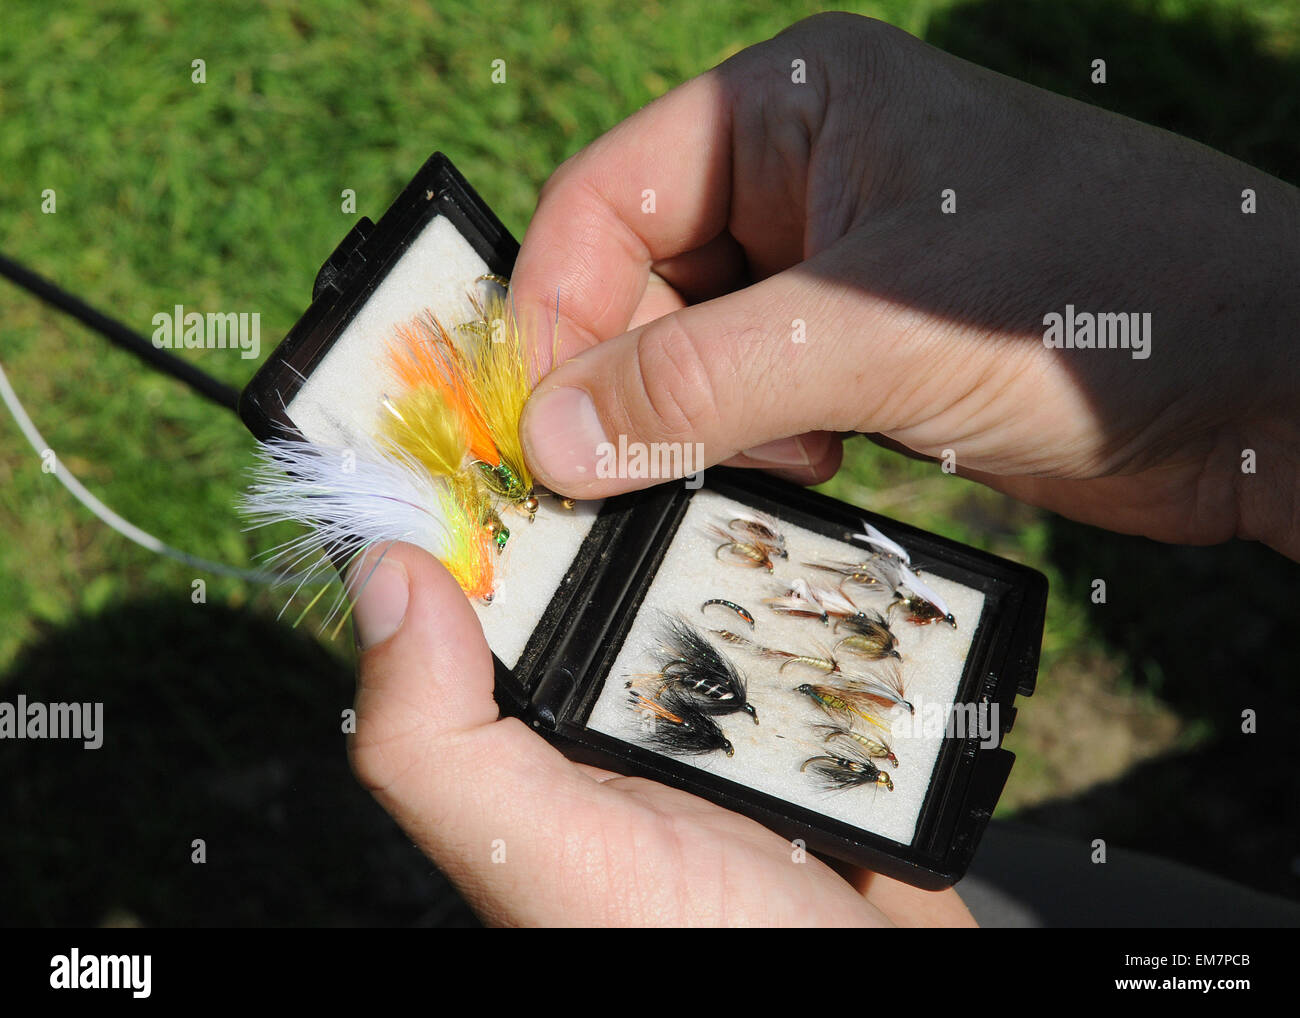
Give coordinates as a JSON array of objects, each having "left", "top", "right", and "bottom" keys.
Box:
[
  {"left": 458, "top": 284, "right": 539, "bottom": 518},
  {"left": 243, "top": 278, "right": 572, "bottom": 621},
  {"left": 380, "top": 305, "right": 517, "bottom": 552}
]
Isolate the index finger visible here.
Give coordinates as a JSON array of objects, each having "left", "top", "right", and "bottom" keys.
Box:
[{"left": 510, "top": 69, "right": 735, "bottom": 364}]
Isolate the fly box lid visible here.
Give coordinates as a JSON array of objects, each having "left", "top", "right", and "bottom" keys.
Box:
[{"left": 239, "top": 151, "right": 1048, "bottom": 890}]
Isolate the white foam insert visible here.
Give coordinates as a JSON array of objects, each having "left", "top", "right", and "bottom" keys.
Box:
[
  {"left": 587, "top": 490, "right": 986, "bottom": 847},
  {"left": 284, "top": 213, "right": 600, "bottom": 666}
]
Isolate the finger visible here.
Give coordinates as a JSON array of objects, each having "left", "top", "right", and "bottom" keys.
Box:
[
  {"left": 519, "top": 252, "right": 945, "bottom": 497},
  {"left": 823, "top": 857, "right": 976, "bottom": 927},
  {"left": 346, "top": 543, "right": 496, "bottom": 733},
  {"left": 860, "top": 432, "right": 942, "bottom": 465},
  {"left": 651, "top": 230, "right": 751, "bottom": 306},
  {"left": 346, "top": 543, "right": 604, "bottom": 909},
  {"left": 510, "top": 70, "right": 736, "bottom": 366},
  {"left": 720, "top": 430, "right": 844, "bottom": 484},
  {"left": 859, "top": 873, "right": 978, "bottom": 928},
  {"left": 604, "top": 276, "right": 846, "bottom": 490},
  {"left": 526, "top": 272, "right": 682, "bottom": 389},
  {"left": 958, "top": 466, "right": 1234, "bottom": 547},
  {"left": 628, "top": 271, "right": 687, "bottom": 330}
]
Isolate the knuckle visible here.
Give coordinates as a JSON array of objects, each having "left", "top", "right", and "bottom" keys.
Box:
[
  {"left": 789, "top": 11, "right": 894, "bottom": 49},
  {"left": 628, "top": 316, "right": 722, "bottom": 442},
  {"left": 346, "top": 711, "right": 420, "bottom": 798},
  {"left": 347, "top": 731, "right": 393, "bottom": 796},
  {"left": 537, "top": 147, "right": 589, "bottom": 206},
  {"left": 785, "top": 11, "right": 905, "bottom": 94}
]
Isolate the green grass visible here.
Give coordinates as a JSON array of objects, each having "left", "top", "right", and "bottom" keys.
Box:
[
  {"left": 0, "top": 0, "right": 871, "bottom": 668},
  {"left": 3, "top": 0, "right": 1298, "bottom": 923}
]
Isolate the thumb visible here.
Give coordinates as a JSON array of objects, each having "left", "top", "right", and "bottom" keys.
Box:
[
  {"left": 345, "top": 541, "right": 500, "bottom": 848},
  {"left": 345, "top": 542, "right": 581, "bottom": 902},
  {"left": 520, "top": 268, "right": 875, "bottom": 498}
]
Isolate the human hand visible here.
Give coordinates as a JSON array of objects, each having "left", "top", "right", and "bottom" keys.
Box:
[
  {"left": 352, "top": 12, "right": 1300, "bottom": 927},
  {"left": 512, "top": 12, "right": 1300, "bottom": 559},
  {"left": 346, "top": 543, "right": 976, "bottom": 926}
]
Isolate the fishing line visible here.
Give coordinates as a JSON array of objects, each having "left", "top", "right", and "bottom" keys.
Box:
[
  {"left": 0, "top": 353, "right": 274, "bottom": 581},
  {"left": 0, "top": 251, "right": 274, "bottom": 582},
  {"left": 0, "top": 253, "right": 240, "bottom": 413}
]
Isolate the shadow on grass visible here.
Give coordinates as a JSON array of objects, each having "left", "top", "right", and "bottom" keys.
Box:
[
  {"left": 1016, "top": 527, "right": 1299, "bottom": 899},
  {"left": 927, "top": 0, "right": 1300, "bottom": 901},
  {"left": 927, "top": 0, "right": 1300, "bottom": 184},
  {"left": 0, "top": 597, "right": 477, "bottom": 927}
]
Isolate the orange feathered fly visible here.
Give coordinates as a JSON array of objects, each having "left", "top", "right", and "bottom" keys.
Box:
[{"left": 387, "top": 313, "right": 500, "bottom": 470}]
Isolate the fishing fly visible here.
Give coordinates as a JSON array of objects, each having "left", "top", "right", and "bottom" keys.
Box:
[
  {"left": 708, "top": 524, "right": 775, "bottom": 572},
  {"left": 700, "top": 599, "right": 755, "bottom": 629},
  {"left": 706, "top": 627, "right": 754, "bottom": 647},
  {"left": 891, "top": 561, "right": 957, "bottom": 628},
  {"left": 238, "top": 276, "right": 564, "bottom": 633},
  {"left": 833, "top": 607, "right": 901, "bottom": 661},
  {"left": 627, "top": 686, "right": 735, "bottom": 757},
  {"left": 793, "top": 683, "right": 892, "bottom": 734},
  {"left": 806, "top": 554, "right": 902, "bottom": 594},
  {"left": 383, "top": 289, "right": 538, "bottom": 525},
  {"left": 837, "top": 659, "right": 914, "bottom": 715},
  {"left": 458, "top": 285, "right": 540, "bottom": 517},
  {"left": 851, "top": 520, "right": 911, "bottom": 563},
  {"left": 767, "top": 633, "right": 912, "bottom": 711},
  {"left": 727, "top": 511, "right": 787, "bottom": 560},
  {"left": 760, "top": 643, "right": 845, "bottom": 676},
  {"left": 765, "top": 581, "right": 830, "bottom": 624},
  {"left": 239, "top": 434, "right": 496, "bottom": 633},
  {"left": 647, "top": 616, "right": 759, "bottom": 724},
  {"left": 813, "top": 723, "right": 899, "bottom": 768},
  {"left": 378, "top": 390, "right": 510, "bottom": 553},
  {"left": 801, "top": 580, "right": 862, "bottom": 622},
  {"left": 800, "top": 737, "right": 895, "bottom": 793},
  {"left": 810, "top": 553, "right": 957, "bottom": 629}
]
